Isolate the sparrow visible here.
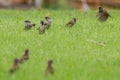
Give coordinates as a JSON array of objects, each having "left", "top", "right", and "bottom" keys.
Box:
[
  {"left": 66, "top": 18, "right": 76, "bottom": 27},
  {"left": 9, "top": 58, "right": 19, "bottom": 73},
  {"left": 45, "top": 60, "right": 54, "bottom": 76},
  {"left": 96, "top": 6, "right": 110, "bottom": 22},
  {"left": 37, "top": 21, "right": 45, "bottom": 34},
  {"left": 24, "top": 20, "right": 36, "bottom": 30},
  {"left": 19, "top": 49, "right": 29, "bottom": 63},
  {"left": 44, "top": 16, "right": 51, "bottom": 29}
]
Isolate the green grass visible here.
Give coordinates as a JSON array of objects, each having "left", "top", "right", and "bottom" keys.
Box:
[{"left": 0, "top": 9, "right": 120, "bottom": 80}]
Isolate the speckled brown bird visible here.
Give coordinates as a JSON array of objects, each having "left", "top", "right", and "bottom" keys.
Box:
[
  {"left": 44, "top": 16, "right": 51, "bottom": 29},
  {"left": 45, "top": 60, "right": 54, "bottom": 76},
  {"left": 96, "top": 6, "right": 110, "bottom": 22},
  {"left": 9, "top": 58, "right": 19, "bottom": 73},
  {"left": 37, "top": 21, "right": 45, "bottom": 34},
  {"left": 66, "top": 18, "right": 76, "bottom": 27},
  {"left": 24, "top": 20, "right": 36, "bottom": 30},
  {"left": 19, "top": 49, "right": 29, "bottom": 63}
]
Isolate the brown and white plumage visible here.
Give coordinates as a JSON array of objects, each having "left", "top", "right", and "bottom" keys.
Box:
[
  {"left": 24, "top": 20, "right": 36, "bottom": 30},
  {"left": 19, "top": 49, "right": 29, "bottom": 63},
  {"left": 9, "top": 58, "right": 19, "bottom": 73},
  {"left": 44, "top": 16, "right": 51, "bottom": 29},
  {"left": 96, "top": 7, "right": 110, "bottom": 22},
  {"left": 45, "top": 60, "right": 54, "bottom": 76},
  {"left": 37, "top": 21, "right": 45, "bottom": 34},
  {"left": 66, "top": 18, "right": 76, "bottom": 27}
]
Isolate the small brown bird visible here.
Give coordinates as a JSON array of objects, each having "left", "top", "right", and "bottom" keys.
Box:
[
  {"left": 37, "top": 21, "right": 45, "bottom": 34},
  {"left": 9, "top": 58, "right": 19, "bottom": 73},
  {"left": 44, "top": 16, "right": 51, "bottom": 29},
  {"left": 96, "top": 6, "right": 110, "bottom": 22},
  {"left": 45, "top": 60, "right": 54, "bottom": 76},
  {"left": 66, "top": 18, "right": 76, "bottom": 27},
  {"left": 19, "top": 49, "right": 29, "bottom": 63},
  {"left": 24, "top": 20, "right": 36, "bottom": 30}
]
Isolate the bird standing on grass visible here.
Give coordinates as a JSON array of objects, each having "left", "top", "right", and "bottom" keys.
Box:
[
  {"left": 24, "top": 20, "right": 36, "bottom": 30},
  {"left": 44, "top": 16, "right": 51, "bottom": 29},
  {"left": 9, "top": 58, "right": 19, "bottom": 73},
  {"left": 96, "top": 6, "right": 110, "bottom": 22},
  {"left": 37, "top": 21, "right": 45, "bottom": 34},
  {"left": 66, "top": 18, "right": 76, "bottom": 27},
  {"left": 45, "top": 60, "right": 54, "bottom": 76},
  {"left": 19, "top": 49, "right": 29, "bottom": 63}
]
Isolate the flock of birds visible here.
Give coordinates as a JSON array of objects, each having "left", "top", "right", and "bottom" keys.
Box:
[
  {"left": 9, "top": 6, "right": 110, "bottom": 76},
  {"left": 24, "top": 16, "right": 76, "bottom": 34},
  {"left": 23, "top": 6, "right": 110, "bottom": 34},
  {"left": 9, "top": 49, "right": 54, "bottom": 76}
]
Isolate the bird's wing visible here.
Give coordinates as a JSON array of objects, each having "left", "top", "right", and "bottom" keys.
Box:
[{"left": 104, "top": 10, "right": 111, "bottom": 17}]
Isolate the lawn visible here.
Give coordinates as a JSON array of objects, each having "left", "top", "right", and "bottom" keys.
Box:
[{"left": 0, "top": 9, "right": 120, "bottom": 80}]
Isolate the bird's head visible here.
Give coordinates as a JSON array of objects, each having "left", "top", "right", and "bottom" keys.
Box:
[
  {"left": 25, "top": 49, "right": 29, "bottom": 55},
  {"left": 48, "top": 60, "right": 53, "bottom": 65},
  {"left": 25, "top": 20, "right": 31, "bottom": 23},
  {"left": 14, "top": 58, "right": 19, "bottom": 64},
  {"left": 98, "top": 6, "right": 104, "bottom": 12},
  {"left": 45, "top": 16, "right": 51, "bottom": 22},
  {"left": 72, "top": 18, "right": 76, "bottom": 22},
  {"left": 45, "top": 16, "right": 50, "bottom": 19},
  {"left": 40, "top": 21, "right": 44, "bottom": 25}
]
